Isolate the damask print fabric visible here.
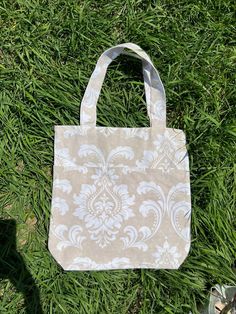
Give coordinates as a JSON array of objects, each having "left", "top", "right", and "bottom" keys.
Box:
[{"left": 48, "top": 43, "right": 191, "bottom": 271}]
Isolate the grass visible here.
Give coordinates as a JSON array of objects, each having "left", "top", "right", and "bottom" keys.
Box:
[{"left": 0, "top": 0, "right": 235, "bottom": 313}]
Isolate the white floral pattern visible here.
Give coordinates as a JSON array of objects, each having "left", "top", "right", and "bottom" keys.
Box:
[
  {"left": 63, "top": 126, "right": 90, "bottom": 138},
  {"left": 73, "top": 179, "right": 135, "bottom": 248},
  {"left": 55, "top": 148, "right": 87, "bottom": 173},
  {"left": 138, "top": 181, "right": 191, "bottom": 241},
  {"left": 152, "top": 240, "right": 181, "bottom": 268},
  {"left": 52, "top": 197, "right": 69, "bottom": 216},
  {"left": 121, "top": 182, "right": 165, "bottom": 251},
  {"left": 98, "top": 127, "right": 116, "bottom": 137},
  {"left": 73, "top": 145, "right": 135, "bottom": 248},
  {"left": 52, "top": 224, "right": 86, "bottom": 251},
  {"left": 77, "top": 145, "right": 134, "bottom": 171},
  {"left": 167, "top": 183, "right": 191, "bottom": 240},
  {"left": 50, "top": 135, "right": 191, "bottom": 269},
  {"left": 121, "top": 225, "right": 152, "bottom": 251},
  {"left": 53, "top": 179, "right": 72, "bottom": 194},
  {"left": 124, "top": 128, "right": 149, "bottom": 141},
  {"left": 67, "top": 257, "right": 132, "bottom": 270},
  {"left": 136, "top": 129, "right": 188, "bottom": 173}
]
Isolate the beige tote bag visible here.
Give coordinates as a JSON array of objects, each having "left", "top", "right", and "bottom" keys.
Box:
[{"left": 48, "top": 43, "right": 191, "bottom": 271}]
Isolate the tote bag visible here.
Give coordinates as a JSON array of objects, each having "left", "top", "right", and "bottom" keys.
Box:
[{"left": 48, "top": 43, "right": 191, "bottom": 271}]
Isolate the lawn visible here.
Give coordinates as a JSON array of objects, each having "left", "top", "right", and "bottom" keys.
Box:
[{"left": 0, "top": 0, "right": 235, "bottom": 313}]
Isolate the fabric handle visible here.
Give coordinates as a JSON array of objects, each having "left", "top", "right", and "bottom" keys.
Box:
[{"left": 80, "top": 43, "right": 166, "bottom": 127}]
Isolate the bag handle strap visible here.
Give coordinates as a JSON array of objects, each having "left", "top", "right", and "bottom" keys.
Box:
[{"left": 80, "top": 43, "right": 166, "bottom": 127}]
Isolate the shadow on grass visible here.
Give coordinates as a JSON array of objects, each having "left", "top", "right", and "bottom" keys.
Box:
[{"left": 0, "top": 219, "right": 43, "bottom": 314}]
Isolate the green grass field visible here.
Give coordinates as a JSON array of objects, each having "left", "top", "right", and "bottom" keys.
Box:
[{"left": 0, "top": 0, "right": 235, "bottom": 313}]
